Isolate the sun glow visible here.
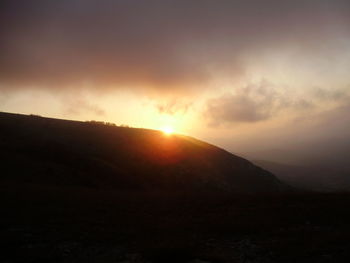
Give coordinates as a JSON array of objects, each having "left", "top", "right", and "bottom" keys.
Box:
[{"left": 161, "top": 126, "right": 174, "bottom": 135}]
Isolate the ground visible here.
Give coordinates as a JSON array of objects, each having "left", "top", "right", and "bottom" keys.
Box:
[{"left": 1, "top": 183, "right": 350, "bottom": 263}]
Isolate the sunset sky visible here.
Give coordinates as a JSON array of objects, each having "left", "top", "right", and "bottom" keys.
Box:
[{"left": 1, "top": 0, "right": 350, "bottom": 155}]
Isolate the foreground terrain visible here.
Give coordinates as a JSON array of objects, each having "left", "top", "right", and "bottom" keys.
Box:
[
  {"left": 1, "top": 185, "right": 350, "bottom": 263},
  {"left": 1, "top": 112, "right": 349, "bottom": 262}
]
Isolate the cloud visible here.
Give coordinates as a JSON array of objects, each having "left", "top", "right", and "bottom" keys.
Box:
[
  {"left": 204, "top": 81, "right": 287, "bottom": 125},
  {"left": 156, "top": 99, "right": 192, "bottom": 115},
  {"left": 312, "top": 87, "right": 350, "bottom": 102},
  {"left": 63, "top": 97, "right": 105, "bottom": 117},
  {"left": 1, "top": 0, "right": 349, "bottom": 95},
  {"left": 204, "top": 82, "right": 349, "bottom": 126}
]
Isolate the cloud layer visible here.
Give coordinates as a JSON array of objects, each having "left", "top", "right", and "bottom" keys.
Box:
[{"left": 1, "top": 0, "right": 349, "bottom": 94}]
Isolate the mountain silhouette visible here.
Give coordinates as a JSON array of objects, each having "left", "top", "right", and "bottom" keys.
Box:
[{"left": 0, "top": 112, "right": 285, "bottom": 193}]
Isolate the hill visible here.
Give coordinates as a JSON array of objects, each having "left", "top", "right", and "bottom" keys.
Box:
[
  {"left": 0, "top": 112, "right": 284, "bottom": 193},
  {"left": 253, "top": 160, "right": 350, "bottom": 192},
  {"left": 2, "top": 112, "right": 350, "bottom": 262}
]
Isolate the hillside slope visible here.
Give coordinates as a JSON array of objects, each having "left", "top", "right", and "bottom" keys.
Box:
[
  {"left": 253, "top": 160, "right": 350, "bottom": 192},
  {"left": 0, "top": 112, "right": 284, "bottom": 193}
]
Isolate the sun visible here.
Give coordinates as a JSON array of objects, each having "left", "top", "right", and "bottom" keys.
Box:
[{"left": 160, "top": 126, "right": 174, "bottom": 135}]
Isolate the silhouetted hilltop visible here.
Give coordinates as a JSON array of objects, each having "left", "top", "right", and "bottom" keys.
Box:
[{"left": 0, "top": 112, "right": 284, "bottom": 193}]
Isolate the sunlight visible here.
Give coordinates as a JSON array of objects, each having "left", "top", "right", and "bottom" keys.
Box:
[{"left": 161, "top": 126, "right": 174, "bottom": 135}]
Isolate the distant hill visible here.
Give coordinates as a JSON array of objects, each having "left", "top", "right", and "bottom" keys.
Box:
[
  {"left": 253, "top": 160, "right": 350, "bottom": 192},
  {"left": 238, "top": 149, "right": 310, "bottom": 167},
  {"left": 0, "top": 112, "right": 285, "bottom": 193}
]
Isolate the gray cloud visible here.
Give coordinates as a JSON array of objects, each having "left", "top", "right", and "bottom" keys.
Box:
[
  {"left": 204, "top": 82, "right": 349, "bottom": 126},
  {"left": 63, "top": 97, "right": 105, "bottom": 117},
  {"left": 156, "top": 99, "right": 192, "bottom": 115},
  {"left": 205, "top": 81, "right": 288, "bottom": 125},
  {"left": 313, "top": 87, "right": 350, "bottom": 101}
]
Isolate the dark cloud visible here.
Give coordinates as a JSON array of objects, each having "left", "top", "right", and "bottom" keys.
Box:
[{"left": 1, "top": 0, "right": 349, "bottom": 93}]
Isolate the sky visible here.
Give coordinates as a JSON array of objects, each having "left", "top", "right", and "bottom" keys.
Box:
[{"left": 1, "top": 0, "right": 350, "bottom": 159}]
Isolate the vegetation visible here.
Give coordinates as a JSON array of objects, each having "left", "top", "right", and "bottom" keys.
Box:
[{"left": 86, "top": 120, "right": 120, "bottom": 127}]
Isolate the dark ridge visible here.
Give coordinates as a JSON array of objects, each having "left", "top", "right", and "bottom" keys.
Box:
[{"left": 0, "top": 111, "right": 285, "bottom": 193}]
